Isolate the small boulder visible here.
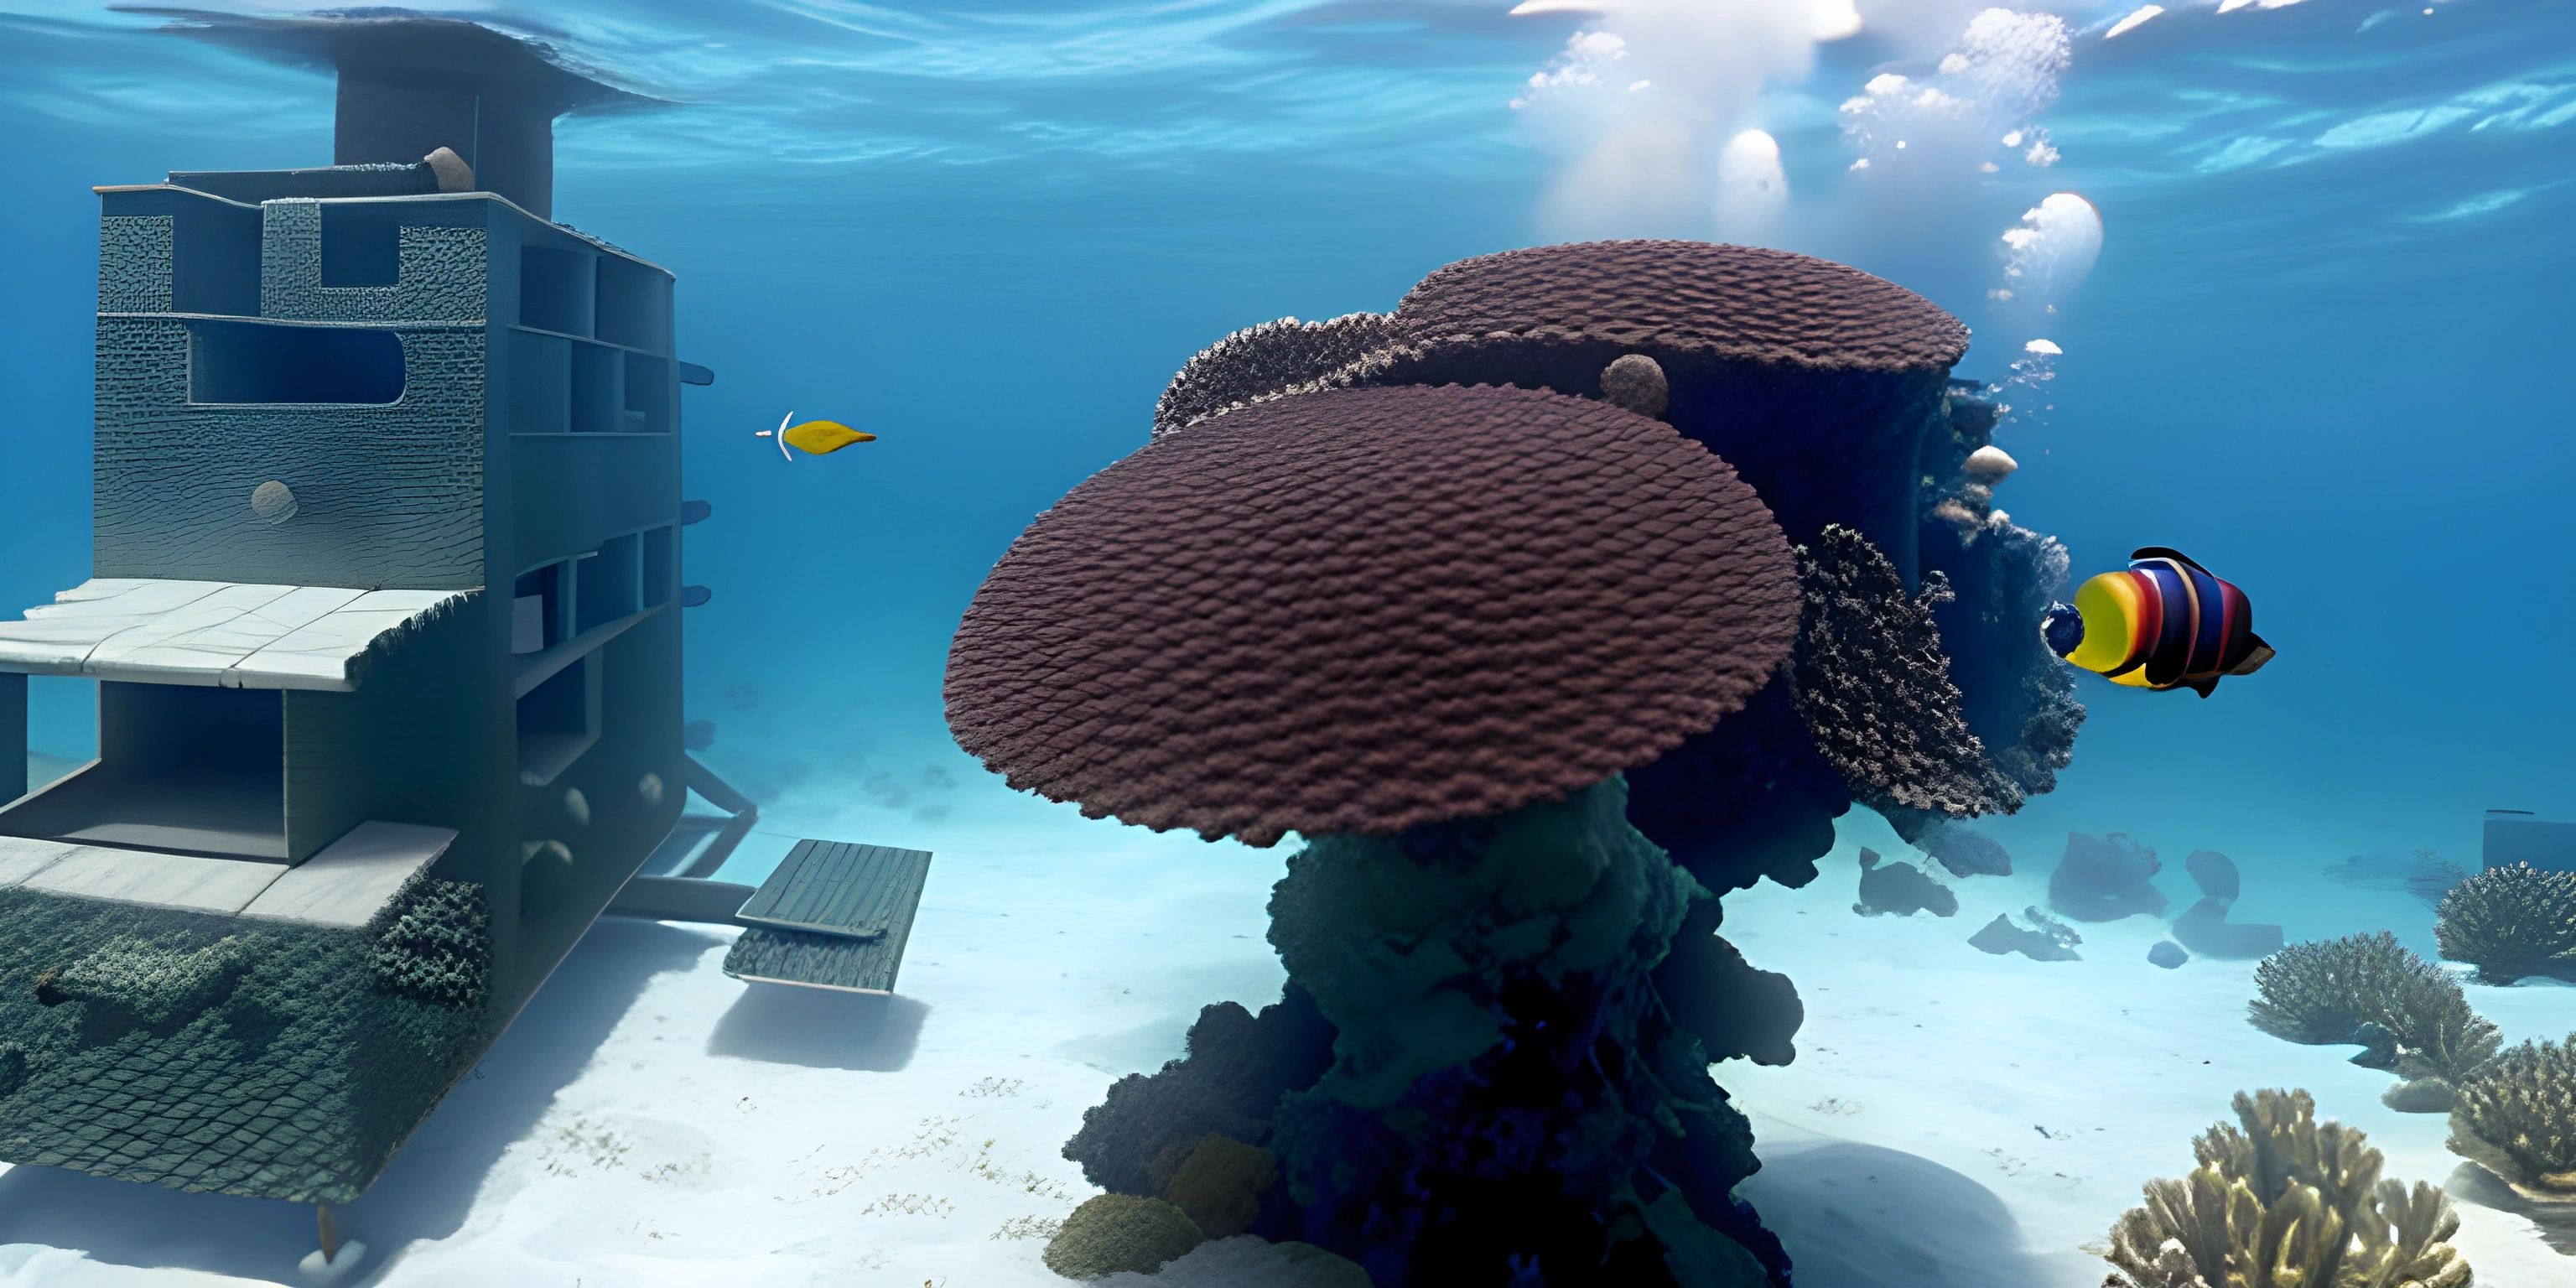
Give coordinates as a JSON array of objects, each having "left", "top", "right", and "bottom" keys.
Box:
[
  {"left": 1961, "top": 444, "right": 2018, "bottom": 485},
  {"left": 2184, "top": 850, "right": 2241, "bottom": 901},
  {"left": 1854, "top": 847, "right": 1959, "bottom": 918},
  {"left": 2148, "top": 940, "right": 2189, "bottom": 969},
  {"left": 1598, "top": 354, "right": 1670, "bottom": 419},
  {"left": 2380, "top": 1078, "right": 2454, "bottom": 1114},
  {"left": 423, "top": 145, "right": 475, "bottom": 193}
]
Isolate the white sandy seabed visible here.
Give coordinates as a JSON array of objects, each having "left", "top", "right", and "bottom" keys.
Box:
[{"left": 0, "top": 787, "right": 2568, "bottom": 1288}]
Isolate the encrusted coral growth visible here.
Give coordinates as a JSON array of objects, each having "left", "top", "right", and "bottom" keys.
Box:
[
  {"left": 369, "top": 876, "right": 492, "bottom": 1010},
  {"left": 1151, "top": 313, "right": 1400, "bottom": 436},
  {"left": 1791, "top": 524, "right": 2021, "bottom": 820},
  {"left": 2101, "top": 1088, "right": 2470, "bottom": 1288},
  {"left": 2433, "top": 862, "right": 2576, "bottom": 985},
  {"left": 2449, "top": 1033, "right": 2576, "bottom": 1202},
  {"left": 2248, "top": 932, "right": 2501, "bottom": 1083},
  {"left": 1043, "top": 1193, "right": 1208, "bottom": 1279}
]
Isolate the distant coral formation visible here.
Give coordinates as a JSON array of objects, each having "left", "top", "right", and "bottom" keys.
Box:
[
  {"left": 2323, "top": 849, "right": 2471, "bottom": 908},
  {"left": 1854, "top": 847, "right": 1957, "bottom": 918},
  {"left": 2449, "top": 1033, "right": 2576, "bottom": 1202},
  {"left": 2047, "top": 831, "right": 2166, "bottom": 922},
  {"left": 1911, "top": 818, "right": 2012, "bottom": 879},
  {"left": 1969, "top": 906, "right": 2081, "bottom": 962},
  {"left": 2433, "top": 862, "right": 2576, "bottom": 985},
  {"left": 2101, "top": 1088, "right": 2470, "bottom": 1288},
  {"left": 2249, "top": 932, "right": 2501, "bottom": 1085},
  {"left": 1791, "top": 525, "right": 2020, "bottom": 820},
  {"left": 2168, "top": 851, "right": 2284, "bottom": 960},
  {"left": 1044, "top": 1194, "right": 1208, "bottom": 1279}
]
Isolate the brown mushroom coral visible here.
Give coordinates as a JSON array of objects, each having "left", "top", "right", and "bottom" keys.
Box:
[
  {"left": 949, "top": 382, "right": 1803, "bottom": 1285},
  {"left": 947, "top": 382, "right": 1799, "bottom": 848}
]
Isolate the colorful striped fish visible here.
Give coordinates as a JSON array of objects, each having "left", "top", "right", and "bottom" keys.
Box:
[{"left": 2040, "top": 548, "right": 2275, "bottom": 699}]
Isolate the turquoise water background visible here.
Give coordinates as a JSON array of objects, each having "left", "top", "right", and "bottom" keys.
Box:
[{"left": 0, "top": 0, "right": 2569, "bottom": 948}]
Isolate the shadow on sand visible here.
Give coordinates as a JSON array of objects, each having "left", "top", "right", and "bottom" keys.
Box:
[
  {"left": 705, "top": 985, "right": 927, "bottom": 1072},
  {"left": 2448, "top": 1161, "right": 2576, "bottom": 1258},
  {"left": 1743, "top": 1140, "right": 2091, "bottom": 1288},
  {"left": 0, "top": 917, "right": 722, "bottom": 1285}
]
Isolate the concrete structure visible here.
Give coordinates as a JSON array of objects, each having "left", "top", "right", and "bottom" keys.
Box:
[{"left": 0, "top": 13, "right": 929, "bottom": 1252}]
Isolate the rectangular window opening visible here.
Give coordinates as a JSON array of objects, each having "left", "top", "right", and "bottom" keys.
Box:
[
  {"left": 188, "top": 319, "right": 406, "bottom": 405},
  {"left": 519, "top": 244, "right": 597, "bottom": 337},
  {"left": 576, "top": 535, "right": 642, "bottom": 634},
  {"left": 0, "top": 683, "right": 285, "bottom": 860},
  {"left": 319, "top": 205, "right": 402, "bottom": 287},
  {"left": 516, "top": 654, "right": 600, "bottom": 787},
  {"left": 569, "top": 343, "right": 621, "bottom": 434},
  {"left": 512, "top": 563, "right": 566, "bottom": 655},
  {"left": 641, "top": 527, "right": 676, "bottom": 610},
  {"left": 593, "top": 255, "right": 671, "bottom": 351}
]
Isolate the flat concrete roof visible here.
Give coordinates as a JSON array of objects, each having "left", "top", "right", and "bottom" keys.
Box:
[
  {"left": 0, "top": 821, "right": 455, "bottom": 927},
  {"left": 0, "top": 579, "right": 469, "bottom": 692}
]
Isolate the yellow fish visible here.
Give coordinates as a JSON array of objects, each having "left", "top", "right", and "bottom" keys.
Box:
[{"left": 757, "top": 411, "right": 876, "bottom": 460}]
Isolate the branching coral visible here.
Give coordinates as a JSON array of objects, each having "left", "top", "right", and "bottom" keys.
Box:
[
  {"left": 1791, "top": 524, "right": 2021, "bottom": 820},
  {"left": 2248, "top": 932, "right": 2501, "bottom": 1083},
  {"left": 1043, "top": 1193, "right": 1208, "bottom": 1279},
  {"left": 2433, "top": 862, "right": 2576, "bottom": 985},
  {"left": 2101, "top": 1088, "right": 2471, "bottom": 1288},
  {"left": 2449, "top": 1033, "right": 2576, "bottom": 1202}
]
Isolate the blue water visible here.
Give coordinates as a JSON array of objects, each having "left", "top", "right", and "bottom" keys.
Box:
[{"left": 0, "top": 0, "right": 2569, "bottom": 908}]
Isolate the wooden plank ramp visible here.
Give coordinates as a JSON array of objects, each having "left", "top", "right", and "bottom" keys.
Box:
[
  {"left": 722, "top": 839, "right": 932, "bottom": 995},
  {"left": 735, "top": 839, "right": 931, "bottom": 939}
]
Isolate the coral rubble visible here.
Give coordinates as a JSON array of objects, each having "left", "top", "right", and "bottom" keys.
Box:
[{"left": 2100, "top": 1088, "right": 2470, "bottom": 1288}]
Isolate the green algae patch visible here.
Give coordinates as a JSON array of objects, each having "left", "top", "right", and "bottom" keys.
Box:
[{"left": 0, "top": 880, "right": 493, "bottom": 1203}]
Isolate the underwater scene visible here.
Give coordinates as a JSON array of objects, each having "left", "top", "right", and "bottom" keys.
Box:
[{"left": 0, "top": 1, "right": 2570, "bottom": 1285}]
